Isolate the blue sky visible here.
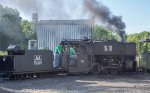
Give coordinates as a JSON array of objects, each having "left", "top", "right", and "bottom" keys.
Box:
[{"left": 101, "top": 0, "right": 150, "bottom": 34}]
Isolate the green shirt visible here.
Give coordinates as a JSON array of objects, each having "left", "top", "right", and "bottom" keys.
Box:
[
  {"left": 70, "top": 47, "right": 75, "bottom": 56},
  {"left": 55, "top": 45, "right": 63, "bottom": 54}
]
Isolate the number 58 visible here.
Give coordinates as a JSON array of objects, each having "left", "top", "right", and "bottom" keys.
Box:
[{"left": 104, "top": 46, "right": 112, "bottom": 52}]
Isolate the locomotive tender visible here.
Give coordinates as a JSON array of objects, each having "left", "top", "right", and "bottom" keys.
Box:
[{"left": 0, "top": 39, "right": 136, "bottom": 80}]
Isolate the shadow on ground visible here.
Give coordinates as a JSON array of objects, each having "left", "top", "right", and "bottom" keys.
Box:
[{"left": 0, "top": 73, "right": 150, "bottom": 93}]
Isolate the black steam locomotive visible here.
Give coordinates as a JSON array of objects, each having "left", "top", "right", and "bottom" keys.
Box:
[{"left": 0, "top": 39, "right": 136, "bottom": 80}]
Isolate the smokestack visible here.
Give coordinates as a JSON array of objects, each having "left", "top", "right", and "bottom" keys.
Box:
[
  {"left": 119, "top": 31, "right": 125, "bottom": 42},
  {"left": 32, "top": 13, "right": 38, "bottom": 32},
  {"left": 32, "top": 13, "right": 38, "bottom": 23},
  {"left": 31, "top": 13, "right": 38, "bottom": 41}
]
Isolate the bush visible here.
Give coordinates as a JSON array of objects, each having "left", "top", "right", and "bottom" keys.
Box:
[{"left": 0, "top": 51, "right": 7, "bottom": 56}]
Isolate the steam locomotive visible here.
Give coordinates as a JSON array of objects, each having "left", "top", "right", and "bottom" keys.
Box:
[{"left": 0, "top": 39, "right": 136, "bottom": 80}]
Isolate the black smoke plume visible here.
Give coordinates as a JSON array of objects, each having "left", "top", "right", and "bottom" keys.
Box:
[{"left": 83, "top": 0, "right": 126, "bottom": 32}]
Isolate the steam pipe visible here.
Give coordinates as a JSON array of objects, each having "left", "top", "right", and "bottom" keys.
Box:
[{"left": 119, "top": 31, "right": 125, "bottom": 43}]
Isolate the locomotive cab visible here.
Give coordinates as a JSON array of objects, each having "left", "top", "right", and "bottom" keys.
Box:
[{"left": 61, "top": 39, "right": 91, "bottom": 74}]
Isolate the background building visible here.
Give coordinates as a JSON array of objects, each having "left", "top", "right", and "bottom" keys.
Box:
[{"left": 33, "top": 13, "right": 94, "bottom": 51}]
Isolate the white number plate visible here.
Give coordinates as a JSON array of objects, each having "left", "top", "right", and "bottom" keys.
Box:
[{"left": 104, "top": 45, "right": 113, "bottom": 52}]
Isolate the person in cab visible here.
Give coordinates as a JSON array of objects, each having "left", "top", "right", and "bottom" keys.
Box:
[
  {"left": 69, "top": 45, "right": 77, "bottom": 66},
  {"left": 53, "top": 43, "right": 63, "bottom": 68}
]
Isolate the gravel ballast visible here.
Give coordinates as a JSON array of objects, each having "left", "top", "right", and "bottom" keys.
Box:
[{"left": 0, "top": 73, "right": 150, "bottom": 93}]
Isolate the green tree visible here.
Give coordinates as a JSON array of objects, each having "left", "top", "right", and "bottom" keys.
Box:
[
  {"left": 21, "top": 20, "right": 36, "bottom": 40},
  {"left": 127, "top": 31, "right": 150, "bottom": 55},
  {"left": 0, "top": 5, "right": 25, "bottom": 50},
  {"left": 92, "top": 25, "right": 118, "bottom": 41}
]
